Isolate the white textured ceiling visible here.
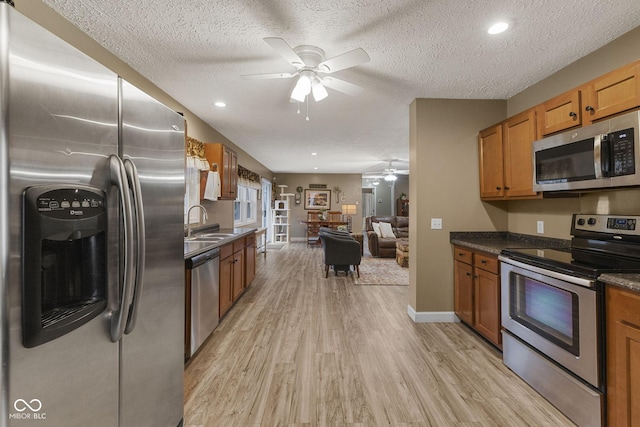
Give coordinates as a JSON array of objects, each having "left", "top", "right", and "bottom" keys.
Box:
[{"left": 42, "top": 0, "right": 640, "bottom": 175}]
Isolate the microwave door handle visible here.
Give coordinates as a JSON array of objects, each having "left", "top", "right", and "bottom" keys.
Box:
[
  {"left": 594, "top": 134, "right": 604, "bottom": 179},
  {"left": 123, "top": 158, "right": 145, "bottom": 334},
  {"left": 108, "top": 155, "right": 136, "bottom": 342}
]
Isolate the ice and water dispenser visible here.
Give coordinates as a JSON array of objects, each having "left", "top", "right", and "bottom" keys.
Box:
[{"left": 23, "top": 185, "right": 108, "bottom": 347}]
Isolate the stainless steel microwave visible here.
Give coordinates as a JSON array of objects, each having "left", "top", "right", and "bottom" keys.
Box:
[{"left": 533, "top": 110, "right": 640, "bottom": 191}]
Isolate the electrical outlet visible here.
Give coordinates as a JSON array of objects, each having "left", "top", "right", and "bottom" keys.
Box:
[
  {"left": 431, "top": 218, "right": 443, "bottom": 229},
  {"left": 537, "top": 221, "right": 544, "bottom": 234}
]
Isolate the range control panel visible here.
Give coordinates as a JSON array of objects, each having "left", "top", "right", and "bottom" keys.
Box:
[{"left": 573, "top": 214, "right": 640, "bottom": 236}]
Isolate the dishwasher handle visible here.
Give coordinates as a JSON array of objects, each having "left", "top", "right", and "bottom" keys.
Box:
[{"left": 186, "top": 248, "right": 220, "bottom": 269}]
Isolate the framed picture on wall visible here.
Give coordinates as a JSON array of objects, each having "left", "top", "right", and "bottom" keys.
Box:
[{"left": 304, "top": 189, "right": 331, "bottom": 210}]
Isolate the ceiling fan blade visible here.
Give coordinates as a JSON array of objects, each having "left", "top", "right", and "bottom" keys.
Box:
[
  {"left": 318, "top": 48, "right": 370, "bottom": 73},
  {"left": 240, "top": 72, "right": 297, "bottom": 80},
  {"left": 320, "top": 76, "right": 363, "bottom": 96},
  {"left": 263, "top": 37, "right": 305, "bottom": 67}
]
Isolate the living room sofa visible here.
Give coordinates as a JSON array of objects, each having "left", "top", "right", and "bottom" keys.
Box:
[{"left": 364, "top": 216, "right": 409, "bottom": 257}]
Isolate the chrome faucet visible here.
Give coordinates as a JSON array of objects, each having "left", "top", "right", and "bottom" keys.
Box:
[{"left": 186, "top": 204, "right": 208, "bottom": 237}]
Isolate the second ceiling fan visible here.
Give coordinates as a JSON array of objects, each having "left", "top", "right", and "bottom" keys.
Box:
[{"left": 241, "top": 37, "right": 370, "bottom": 102}]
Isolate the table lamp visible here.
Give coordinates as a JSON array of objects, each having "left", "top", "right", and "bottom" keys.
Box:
[{"left": 341, "top": 204, "right": 357, "bottom": 232}]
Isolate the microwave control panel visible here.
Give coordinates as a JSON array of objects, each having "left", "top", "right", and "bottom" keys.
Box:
[{"left": 608, "top": 127, "right": 635, "bottom": 176}]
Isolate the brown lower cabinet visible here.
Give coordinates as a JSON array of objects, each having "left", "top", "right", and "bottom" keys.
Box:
[
  {"left": 220, "top": 238, "right": 245, "bottom": 318},
  {"left": 453, "top": 245, "right": 502, "bottom": 348},
  {"left": 606, "top": 285, "right": 640, "bottom": 427}
]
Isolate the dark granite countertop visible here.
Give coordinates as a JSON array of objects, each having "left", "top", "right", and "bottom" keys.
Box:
[
  {"left": 451, "top": 231, "right": 640, "bottom": 293},
  {"left": 598, "top": 274, "right": 640, "bottom": 293},
  {"left": 450, "top": 231, "right": 570, "bottom": 256}
]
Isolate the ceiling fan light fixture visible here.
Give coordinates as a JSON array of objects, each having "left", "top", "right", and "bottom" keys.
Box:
[
  {"left": 383, "top": 174, "right": 397, "bottom": 182},
  {"left": 291, "top": 71, "right": 313, "bottom": 102},
  {"left": 311, "top": 79, "right": 328, "bottom": 101}
]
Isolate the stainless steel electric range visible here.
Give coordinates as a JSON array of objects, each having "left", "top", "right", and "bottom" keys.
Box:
[{"left": 499, "top": 213, "right": 640, "bottom": 427}]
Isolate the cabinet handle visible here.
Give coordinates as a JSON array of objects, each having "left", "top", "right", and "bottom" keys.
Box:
[
  {"left": 569, "top": 111, "right": 577, "bottom": 118},
  {"left": 504, "top": 186, "right": 510, "bottom": 190},
  {"left": 458, "top": 252, "right": 464, "bottom": 256},
  {"left": 585, "top": 105, "right": 594, "bottom": 112},
  {"left": 496, "top": 186, "right": 502, "bottom": 190},
  {"left": 480, "top": 260, "right": 487, "bottom": 264},
  {"left": 473, "top": 275, "right": 479, "bottom": 279},
  {"left": 466, "top": 272, "right": 472, "bottom": 277}
]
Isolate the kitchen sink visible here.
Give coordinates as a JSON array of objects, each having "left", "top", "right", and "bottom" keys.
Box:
[
  {"left": 194, "top": 233, "right": 235, "bottom": 238},
  {"left": 185, "top": 236, "right": 226, "bottom": 242}
]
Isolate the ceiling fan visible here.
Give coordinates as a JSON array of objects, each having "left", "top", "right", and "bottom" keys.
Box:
[
  {"left": 241, "top": 37, "right": 370, "bottom": 102},
  {"left": 364, "top": 160, "right": 409, "bottom": 183}
]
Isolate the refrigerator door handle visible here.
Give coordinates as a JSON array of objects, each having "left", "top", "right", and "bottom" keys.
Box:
[
  {"left": 124, "top": 158, "right": 145, "bottom": 334},
  {"left": 108, "top": 155, "right": 136, "bottom": 342}
]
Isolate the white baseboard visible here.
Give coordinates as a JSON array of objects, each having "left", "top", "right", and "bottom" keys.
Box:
[
  {"left": 407, "top": 305, "right": 459, "bottom": 323},
  {"left": 290, "top": 237, "right": 306, "bottom": 242}
]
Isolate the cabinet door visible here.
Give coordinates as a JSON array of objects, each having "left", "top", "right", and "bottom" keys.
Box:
[
  {"left": 219, "top": 255, "right": 233, "bottom": 318},
  {"left": 474, "top": 268, "right": 502, "bottom": 347},
  {"left": 610, "top": 321, "right": 640, "bottom": 427},
  {"left": 503, "top": 110, "right": 540, "bottom": 198},
  {"left": 584, "top": 61, "right": 640, "bottom": 124},
  {"left": 478, "top": 124, "right": 505, "bottom": 199},
  {"left": 221, "top": 147, "right": 231, "bottom": 198},
  {"left": 229, "top": 149, "right": 238, "bottom": 199},
  {"left": 454, "top": 260, "right": 474, "bottom": 325},
  {"left": 607, "top": 286, "right": 640, "bottom": 426},
  {"left": 232, "top": 250, "right": 244, "bottom": 301},
  {"left": 245, "top": 234, "right": 256, "bottom": 288},
  {"left": 536, "top": 89, "right": 581, "bottom": 136}
]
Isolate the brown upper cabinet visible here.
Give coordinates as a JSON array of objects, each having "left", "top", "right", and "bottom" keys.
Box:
[
  {"left": 536, "top": 89, "right": 582, "bottom": 137},
  {"left": 479, "top": 58, "right": 640, "bottom": 201},
  {"left": 503, "top": 109, "right": 540, "bottom": 198},
  {"left": 479, "top": 109, "right": 540, "bottom": 200},
  {"left": 203, "top": 143, "right": 238, "bottom": 200},
  {"left": 478, "top": 124, "right": 505, "bottom": 199},
  {"left": 583, "top": 61, "right": 640, "bottom": 124}
]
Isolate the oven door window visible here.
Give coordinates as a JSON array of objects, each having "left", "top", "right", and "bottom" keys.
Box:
[{"left": 509, "top": 273, "right": 580, "bottom": 356}]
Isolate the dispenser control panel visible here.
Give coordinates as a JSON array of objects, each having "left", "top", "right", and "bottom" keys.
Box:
[{"left": 34, "top": 187, "right": 105, "bottom": 219}]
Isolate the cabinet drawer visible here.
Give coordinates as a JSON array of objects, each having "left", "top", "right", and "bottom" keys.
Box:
[
  {"left": 220, "top": 243, "right": 233, "bottom": 260},
  {"left": 608, "top": 286, "right": 640, "bottom": 326},
  {"left": 474, "top": 253, "right": 499, "bottom": 274},
  {"left": 233, "top": 237, "right": 246, "bottom": 253},
  {"left": 454, "top": 246, "right": 472, "bottom": 264}
]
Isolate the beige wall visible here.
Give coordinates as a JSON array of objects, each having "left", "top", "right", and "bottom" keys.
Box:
[
  {"left": 273, "top": 174, "right": 363, "bottom": 238},
  {"left": 409, "top": 99, "right": 507, "bottom": 313},
  {"left": 16, "top": 1, "right": 272, "bottom": 228}
]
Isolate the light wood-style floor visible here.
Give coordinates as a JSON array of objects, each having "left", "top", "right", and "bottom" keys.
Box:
[{"left": 184, "top": 243, "right": 575, "bottom": 426}]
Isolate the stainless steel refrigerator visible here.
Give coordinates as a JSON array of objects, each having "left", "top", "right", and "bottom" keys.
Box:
[{"left": 0, "top": 4, "right": 185, "bottom": 426}]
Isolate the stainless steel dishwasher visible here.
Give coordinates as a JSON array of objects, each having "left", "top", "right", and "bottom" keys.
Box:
[{"left": 185, "top": 247, "right": 220, "bottom": 357}]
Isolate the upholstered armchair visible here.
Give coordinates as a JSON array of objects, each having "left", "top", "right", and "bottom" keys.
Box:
[{"left": 318, "top": 231, "right": 361, "bottom": 278}]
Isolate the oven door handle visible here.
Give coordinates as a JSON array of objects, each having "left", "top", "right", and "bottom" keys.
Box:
[{"left": 498, "top": 256, "right": 596, "bottom": 289}]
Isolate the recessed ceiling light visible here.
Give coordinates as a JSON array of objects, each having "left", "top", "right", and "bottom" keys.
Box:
[
  {"left": 311, "top": 152, "right": 317, "bottom": 156},
  {"left": 488, "top": 22, "right": 509, "bottom": 35},
  {"left": 214, "top": 101, "right": 226, "bottom": 107},
  {"left": 313, "top": 167, "right": 319, "bottom": 170}
]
